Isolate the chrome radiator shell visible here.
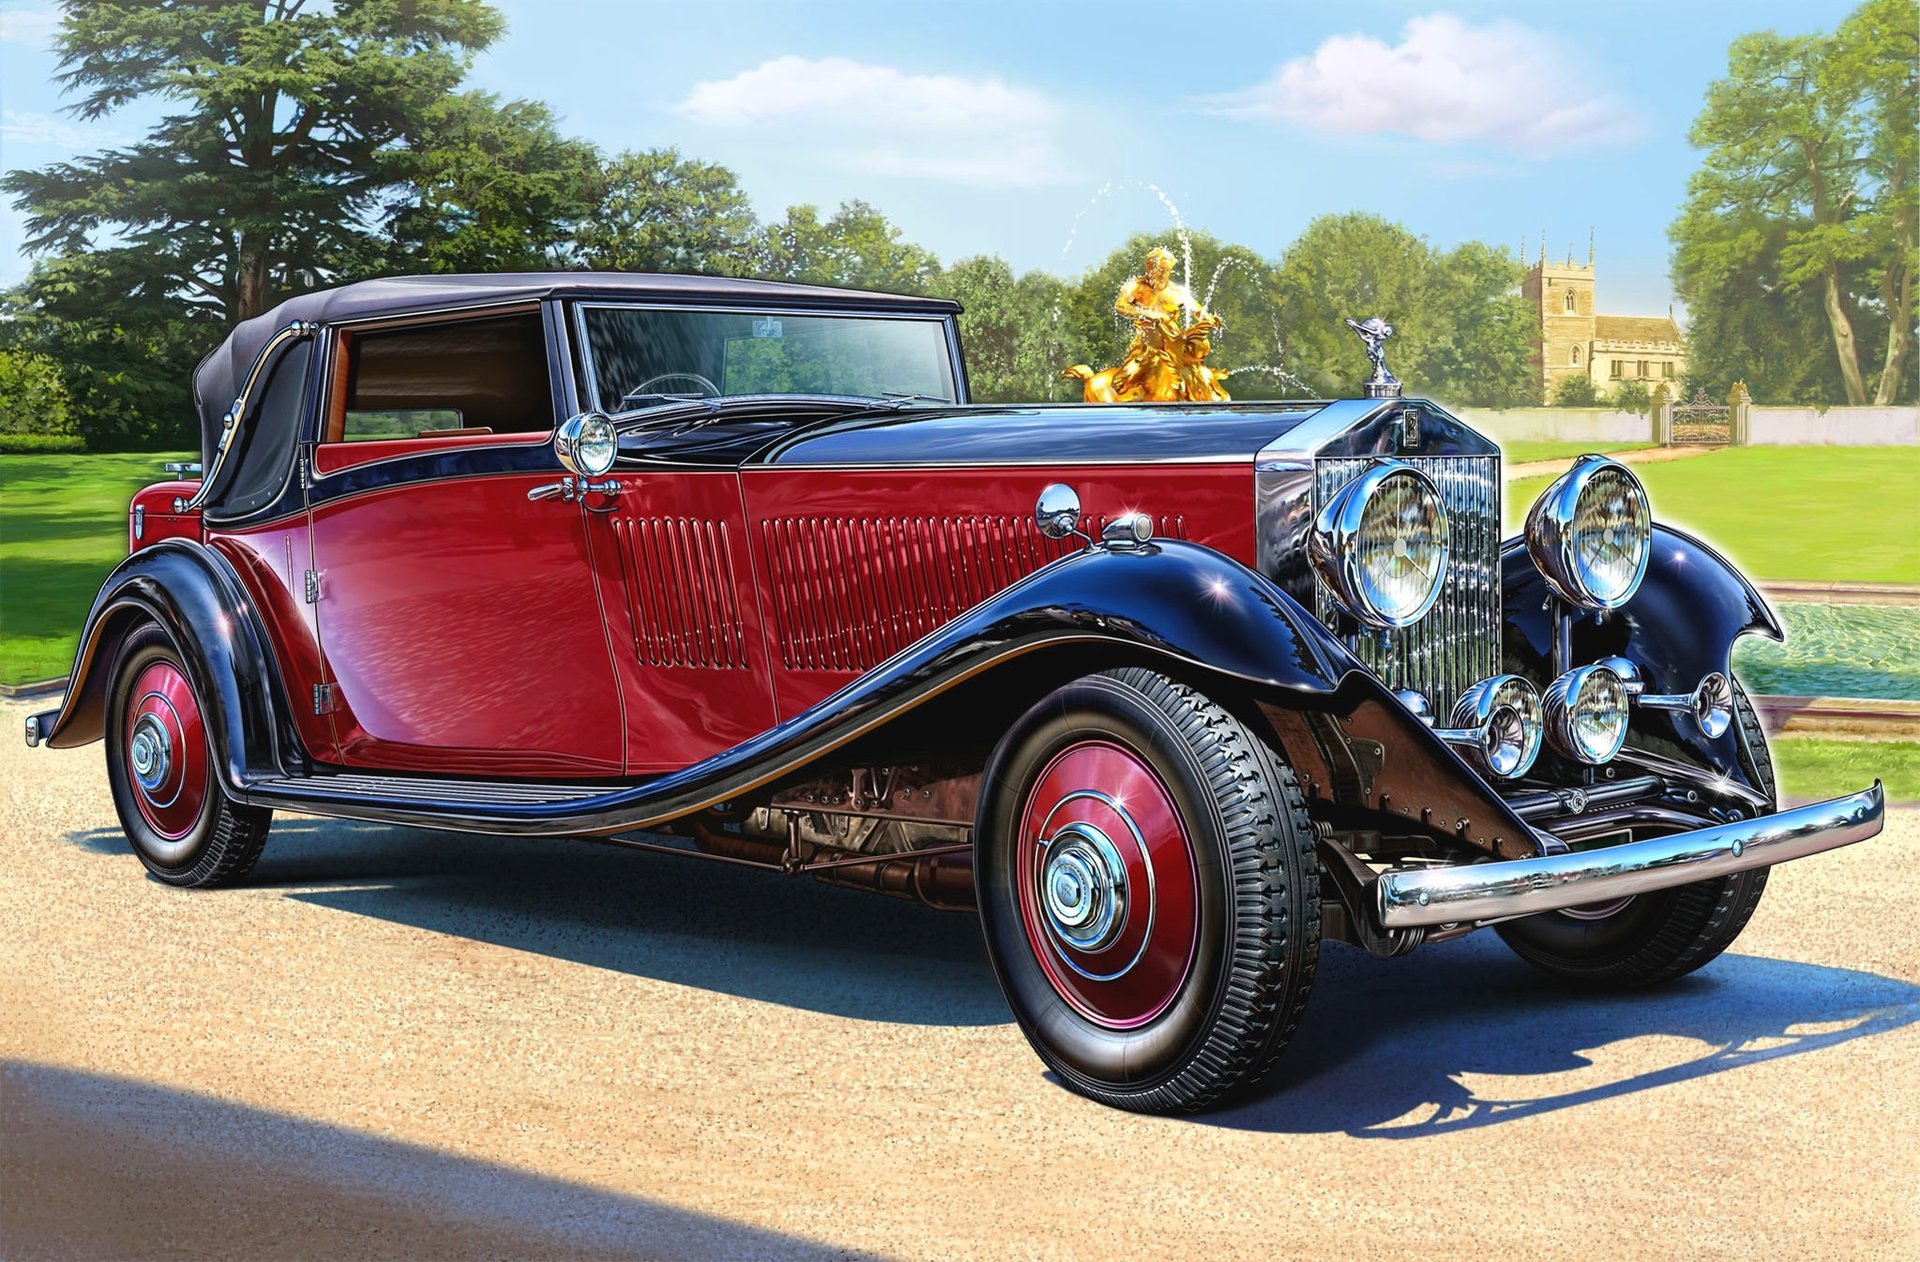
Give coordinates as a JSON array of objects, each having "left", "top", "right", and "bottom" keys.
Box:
[
  {"left": 1312, "top": 453, "right": 1501, "bottom": 715},
  {"left": 1255, "top": 400, "right": 1504, "bottom": 717}
]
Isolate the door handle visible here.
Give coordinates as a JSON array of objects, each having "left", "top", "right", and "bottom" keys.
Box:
[{"left": 527, "top": 476, "right": 625, "bottom": 504}]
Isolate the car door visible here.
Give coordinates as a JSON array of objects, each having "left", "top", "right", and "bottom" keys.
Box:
[{"left": 305, "top": 307, "right": 624, "bottom": 777}]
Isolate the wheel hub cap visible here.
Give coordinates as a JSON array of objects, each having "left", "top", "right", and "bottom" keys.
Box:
[
  {"left": 1017, "top": 739, "right": 1199, "bottom": 1030},
  {"left": 1040, "top": 825, "right": 1127, "bottom": 951},
  {"left": 124, "top": 660, "right": 209, "bottom": 843}
]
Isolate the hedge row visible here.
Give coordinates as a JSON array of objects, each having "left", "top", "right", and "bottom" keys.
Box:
[{"left": 0, "top": 434, "right": 88, "bottom": 454}]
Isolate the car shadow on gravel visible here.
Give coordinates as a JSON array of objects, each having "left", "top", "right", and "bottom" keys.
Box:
[
  {"left": 2, "top": 1061, "right": 878, "bottom": 1260},
  {"left": 1197, "top": 934, "right": 1920, "bottom": 1137},
  {"left": 63, "top": 818, "right": 1008, "bottom": 1027}
]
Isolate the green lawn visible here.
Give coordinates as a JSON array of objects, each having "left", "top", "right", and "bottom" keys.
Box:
[
  {"left": 1505, "top": 446, "right": 1920, "bottom": 584},
  {"left": 1774, "top": 736, "right": 1920, "bottom": 804},
  {"left": 1499, "top": 440, "right": 1643, "bottom": 465},
  {"left": 0, "top": 452, "right": 194, "bottom": 684}
]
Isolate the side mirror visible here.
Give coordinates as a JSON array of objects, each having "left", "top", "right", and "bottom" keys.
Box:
[{"left": 1034, "top": 483, "right": 1082, "bottom": 540}]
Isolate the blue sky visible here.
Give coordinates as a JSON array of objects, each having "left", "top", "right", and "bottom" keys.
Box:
[{"left": 0, "top": 0, "right": 1862, "bottom": 320}]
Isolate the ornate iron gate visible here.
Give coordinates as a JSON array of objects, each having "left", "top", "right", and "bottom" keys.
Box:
[{"left": 1669, "top": 388, "right": 1730, "bottom": 445}]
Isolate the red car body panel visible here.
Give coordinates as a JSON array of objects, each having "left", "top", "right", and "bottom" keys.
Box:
[
  {"left": 207, "top": 522, "right": 337, "bottom": 762},
  {"left": 311, "top": 430, "right": 547, "bottom": 477},
  {"left": 739, "top": 463, "right": 1254, "bottom": 717},
  {"left": 128, "top": 480, "right": 204, "bottom": 551},
  {"left": 305, "top": 464, "right": 625, "bottom": 777},
  {"left": 580, "top": 470, "right": 781, "bottom": 774}
]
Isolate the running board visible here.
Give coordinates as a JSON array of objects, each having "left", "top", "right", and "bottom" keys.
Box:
[{"left": 247, "top": 771, "right": 633, "bottom": 814}]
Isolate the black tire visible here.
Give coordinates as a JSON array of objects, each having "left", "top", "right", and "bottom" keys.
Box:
[
  {"left": 975, "top": 668, "right": 1319, "bottom": 1113},
  {"left": 1495, "top": 682, "right": 1774, "bottom": 987},
  {"left": 105, "top": 624, "right": 272, "bottom": 887}
]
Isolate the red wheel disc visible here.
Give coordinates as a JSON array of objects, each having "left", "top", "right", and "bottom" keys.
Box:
[
  {"left": 124, "top": 660, "right": 209, "bottom": 841},
  {"left": 1016, "top": 739, "right": 1200, "bottom": 1029}
]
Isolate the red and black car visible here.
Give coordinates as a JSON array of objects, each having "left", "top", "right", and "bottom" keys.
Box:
[{"left": 27, "top": 272, "right": 1884, "bottom": 1113}]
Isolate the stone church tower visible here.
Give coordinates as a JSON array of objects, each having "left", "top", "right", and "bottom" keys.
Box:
[{"left": 1522, "top": 231, "right": 1684, "bottom": 403}]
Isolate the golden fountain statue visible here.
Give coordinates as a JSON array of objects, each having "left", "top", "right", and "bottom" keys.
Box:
[{"left": 1063, "top": 246, "right": 1231, "bottom": 403}]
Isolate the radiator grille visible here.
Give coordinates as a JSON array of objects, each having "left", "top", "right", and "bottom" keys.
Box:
[
  {"left": 1313, "top": 455, "right": 1501, "bottom": 716},
  {"left": 607, "top": 516, "right": 749, "bottom": 669},
  {"left": 763, "top": 513, "right": 1186, "bottom": 672}
]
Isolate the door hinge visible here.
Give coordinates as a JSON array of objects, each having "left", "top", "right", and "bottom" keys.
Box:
[
  {"left": 303, "top": 569, "right": 322, "bottom": 603},
  {"left": 312, "top": 682, "right": 336, "bottom": 716}
]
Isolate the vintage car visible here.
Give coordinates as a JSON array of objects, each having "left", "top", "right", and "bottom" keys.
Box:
[{"left": 26, "top": 272, "right": 1884, "bottom": 1114}]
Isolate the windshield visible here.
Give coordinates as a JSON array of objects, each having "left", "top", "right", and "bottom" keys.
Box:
[{"left": 578, "top": 305, "right": 958, "bottom": 411}]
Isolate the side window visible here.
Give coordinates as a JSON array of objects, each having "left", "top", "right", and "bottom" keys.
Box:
[
  {"left": 326, "top": 312, "right": 552, "bottom": 443},
  {"left": 204, "top": 340, "right": 313, "bottom": 519}
]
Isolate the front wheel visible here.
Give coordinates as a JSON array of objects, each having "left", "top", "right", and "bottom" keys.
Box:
[
  {"left": 105, "top": 624, "right": 272, "bottom": 887},
  {"left": 1495, "top": 682, "right": 1774, "bottom": 987},
  {"left": 975, "top": 668, "right": 1319, "bottom": 1114}
]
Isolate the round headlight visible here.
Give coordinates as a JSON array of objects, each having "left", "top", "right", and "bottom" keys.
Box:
[
  {"left": 1544, "top": 663, "right": 1630, "bottom": 765},
  {"left": 556, "top": 411, "right": 618, "bottom": 478},
  {"left": 1449, "top": 675, "right": 1544, "bottom": 779},
  {"left": 1309, "top": 460, "right": 1450, "bottom": 629},
  {"left": 1525, "top": 455, "right": 1651, "bottom": 609}
]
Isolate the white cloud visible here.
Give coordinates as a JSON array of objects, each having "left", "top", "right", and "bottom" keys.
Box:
[
  {"left": 0, "top": 8, "right": 60, "bottom": 47},
  {"left": 1201, "top": 14, "right": 1640, "bottom": 156},
  {"left": 0, "top": 109, "right": 132, "bottom": 148},
  {"left": 677, "top": 56, "right": 1074, "bottom": 187}
]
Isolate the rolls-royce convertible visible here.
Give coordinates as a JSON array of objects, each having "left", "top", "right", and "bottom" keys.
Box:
[{"left": 26, "top": 272, "right": 1884, "bottom": 1113}]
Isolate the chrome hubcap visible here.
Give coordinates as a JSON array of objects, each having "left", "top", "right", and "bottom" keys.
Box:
[
  {"left": 1039, "top": 824, "right": 1128, "bottom": 952},
  {"left": 129, "top": 714, "right": 172, "bottom": 792}
]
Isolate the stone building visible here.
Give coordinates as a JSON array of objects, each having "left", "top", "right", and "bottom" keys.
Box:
[{"left": 1522, "top": 234, "right": 1684, "bottom": 402}]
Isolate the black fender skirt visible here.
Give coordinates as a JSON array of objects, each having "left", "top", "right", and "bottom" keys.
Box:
[
  {"left": 38, "top": 541, "right": 295, "bottom": 785},
  {"left": 203, "top": 539, "right": 1537, "bottom": 856},
  {"left": 1502, "top": 524, "right": 1783, "bottom": 800}
]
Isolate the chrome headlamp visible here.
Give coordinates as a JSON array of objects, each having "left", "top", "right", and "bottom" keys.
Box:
[
  {"left": 556, "top": 411, "right": 618, "bottom": 478},
  {"left": 1525, "top": 455, "right": 1651, "bottom": 609},
  {"left": 1438, "top": 674, "right": 1544, "bottom": 779},
  {"left": 1544, "top": 662, "right": 1631, "bottom": 764},
  {"left": 1309, "top": 460, "right": 1450, "bottom": 629}
]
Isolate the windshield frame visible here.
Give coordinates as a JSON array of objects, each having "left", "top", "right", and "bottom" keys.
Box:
[{"left": 569, "top": 300, "right": 965, "bottom": 414}]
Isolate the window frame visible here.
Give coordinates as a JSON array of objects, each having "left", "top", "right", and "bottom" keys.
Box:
[
  {"left": 569, "top": 300, "right": 964, "bottom": 416},
  {"left": 316, "top": 299, "right": 554, "bottom": 447}
]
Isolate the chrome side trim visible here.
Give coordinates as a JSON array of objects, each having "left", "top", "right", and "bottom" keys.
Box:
[{"left": 1377, "top": 782, "right": 1885, "bottom": 929}]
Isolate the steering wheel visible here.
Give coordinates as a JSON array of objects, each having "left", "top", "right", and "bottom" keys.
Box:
[{"left": 630, "top": 372, "right": 720, "bottom": 399}]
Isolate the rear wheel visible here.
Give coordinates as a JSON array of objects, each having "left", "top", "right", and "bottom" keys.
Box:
[
  {"left": 975, "top": 668, "right": 1319, "bottom": 1113},
  {"left": 1496, "top": 682, "right": 1773, "bottom": 986},
  {"left": 105, "top": 625, "right": 271, "bottom": 887}
]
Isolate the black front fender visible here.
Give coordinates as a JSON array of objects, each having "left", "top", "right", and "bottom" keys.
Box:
[
  {"left": 1502, "top": 524, "right": 1782, "bottom": 795},
  {"left": 37, "top": 541, "right": 292, "bottom": 789}
]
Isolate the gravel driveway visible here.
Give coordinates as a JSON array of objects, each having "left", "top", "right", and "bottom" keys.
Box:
[{"left": 3, "top": 698, "right": 1915, "bottom": 1260}]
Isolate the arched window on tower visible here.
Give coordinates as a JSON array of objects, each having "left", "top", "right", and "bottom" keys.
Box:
[
  {"left": 1571, "top": 345, "right": 1581, "bottom": 366},
  {"left": 1564, "top": 289, "right": 1576, "bottom": 312}
]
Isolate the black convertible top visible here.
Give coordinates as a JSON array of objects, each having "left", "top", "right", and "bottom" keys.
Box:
[{"left": 191, "top": 272, "right": 961, "bottom": 467}]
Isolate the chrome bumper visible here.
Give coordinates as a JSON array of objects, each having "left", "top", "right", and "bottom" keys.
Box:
[{"left": 1377, "top": 782, "right": 1885, "bottom": 929}]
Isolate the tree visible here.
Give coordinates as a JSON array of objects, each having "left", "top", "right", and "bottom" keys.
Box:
[
  {"left": 1609, "top": 379, "right": 1652, "bottom": 414},
  {"left": 754, "top": 200, "right": 941, "bottom": 294},
  {"left": 0, "top": 251, "right": 207, "bottom": 450},
  {"left": 1551, "top": 376, "right": 1602, "bottom": 406},
  {"left": 3, "top": 0, "right": 503, "bottom": 324},
  {"left": 0, "top": 349, "right": 76, "bottom": 437},
  {"left": 1423, "top": 242, "right": 1536, "bottom": 407},
  {"left": 937, "top": 255, "right": 1073, "bottom": 402},
  {"left": 576, "top": 148, "right": 758, "bottom": 276},
  {"left": 1673, "top": 0, "right": 1916, "bottom": 404},
  {"left": 375, "top": 92, "right": 601, "bottom": 276},
  {"left": 1272, "top": 213, "right": 1529, "bottom": 401}
]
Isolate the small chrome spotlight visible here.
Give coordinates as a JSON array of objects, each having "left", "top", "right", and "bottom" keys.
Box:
[
  {"left": 1544, "top": 663, "right": 1631, "bottom": 764},
  {"left": 1641, "top": 671, "right": 1734, "bottom": 739},
  {"left": 1436, "top": 674, "right": 1544, "bottom": 779}
]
